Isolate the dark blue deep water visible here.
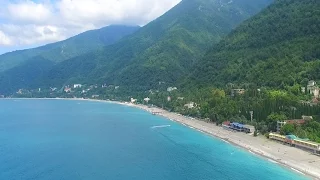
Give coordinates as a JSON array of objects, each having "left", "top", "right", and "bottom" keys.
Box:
[{"left": 0, "top": 99, "right": 309, "bottom": 180}]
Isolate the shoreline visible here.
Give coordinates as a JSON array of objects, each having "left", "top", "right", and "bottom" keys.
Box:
[{"left": 3, "top": 98, "right": 320, "bottom": 179}]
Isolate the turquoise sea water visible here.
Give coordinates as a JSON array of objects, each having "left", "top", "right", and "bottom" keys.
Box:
[{"left": 0, "top": 99, "right": 309, "bottom": 180}]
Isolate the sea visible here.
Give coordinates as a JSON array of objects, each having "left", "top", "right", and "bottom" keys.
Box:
[{"left": 0, "top": 99, "right": 309, "bottom": 180}]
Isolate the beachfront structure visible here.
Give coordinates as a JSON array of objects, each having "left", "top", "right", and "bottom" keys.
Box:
[
  {"left": 276, "top": 119, "right": 307, "bottom": 132},
  {"left": 230, "top": 122, "right": 244, "bottom": 131},
  {"left": 130, "top": 98, "right": 137, "bottom": 104},
  {"left": 92, "top": 95, "right": 99, "bottom": 98},
  {"left": 269, "top": 133, "right": 320, "bottom": 154},
  {"left": 243, "top": 125, "right": 255, "bottom": 133},
  {"left": 223, "top": 122, "right": 255, "bottom": 134},
  {"left": 222, "top": 121, "right": 231, "bottom": 129}
]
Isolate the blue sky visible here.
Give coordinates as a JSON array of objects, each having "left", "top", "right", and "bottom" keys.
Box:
[{"left": 0, "top": 0, "right": 181, "bottom": 55}]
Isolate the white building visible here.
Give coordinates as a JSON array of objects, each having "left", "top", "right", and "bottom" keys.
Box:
[
  {"left": 144, "top": 97, "right": 150, "bottom": 103},
  {"left": 131, "top": 98, "right": 137, "bottom": 104},
  {"left": 167, "top": 87, "right": 178, "bottom": 92},
  {"left": 277, "top": 121, "right": 287, "bottom": 132},
  {"left": 73, "top": 84, "right": 82, "bottom": 88},
  {"left": 184, "top": 102, "right": 196, "bottom": 109}
]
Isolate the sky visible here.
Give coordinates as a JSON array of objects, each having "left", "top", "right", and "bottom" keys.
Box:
[{"left": 0, "top": 0, "right": 181, "bottom": 55}]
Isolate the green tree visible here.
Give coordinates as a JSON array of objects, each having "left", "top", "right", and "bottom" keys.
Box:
[
  {"left": 266, "top": 112, "right": 288, "bottom": 132},
  {"left": 280, "top": 124, "right": 295, "bottom": 135}
]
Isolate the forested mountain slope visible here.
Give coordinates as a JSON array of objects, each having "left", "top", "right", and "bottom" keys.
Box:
[
  {"left": 0, "top": 25, "right": 140, "bottom": 72},
  {"left": 38, "top": 0, "right": 272, "bottom": 89},
  {"left": 190, "top": 0, "right": 320, "bottom": 88}
]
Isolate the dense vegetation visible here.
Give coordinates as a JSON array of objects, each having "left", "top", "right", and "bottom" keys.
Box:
[
  {"left": 190, "top": 0, "right": 320, "bottom": 88},
  {"left": 0, "top": 25, "right": 140, "bottom": 72},
  {"left": 146, "top": 86, "right": 320, "bottom": 143},
  {"left": 179, "top": 0, "right": 320, "bottom": 142}
]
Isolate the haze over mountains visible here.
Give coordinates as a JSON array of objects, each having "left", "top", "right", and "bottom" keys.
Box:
[
  {"left": 0, "top": 25, "right": 140, "bottom": 72},
  {"left": 0, "top": 0, "right": 273, "bottom": 94}
]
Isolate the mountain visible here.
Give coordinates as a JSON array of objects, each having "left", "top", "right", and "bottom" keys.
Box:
[
  {"left": 0, "top": 57, "right": 54, "bottom": 93},
  {"left": 190, "top": 0, "right": 320, "bottom": 88},
  {"left": 0, "top": 25, "right": 140, "bottom": 72},
  {"left": 35, "top": 0, "right": 272, "bottom": 90}
]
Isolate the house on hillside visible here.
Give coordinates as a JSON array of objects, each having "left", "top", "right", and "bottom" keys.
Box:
[
  {"left": 231, "top": 89, "right": 245, "bottom": 96},
  {"left": 307, "top": 80, "right": 319, "bottom": 98},
  {"left": 64, "top": 86, "right": 72, "bottom": 93},
  {"left": 167, "top": 87, "right": 177, "bottom": 92},
  {"left": 73, "top": 84, "right": 82, "bottom": 88},
  {"left": 184, "top": 102, "right": 196, "bottom": 109},
  {"left": 276, "top": 118, "right": 309, "bottom": 132}
]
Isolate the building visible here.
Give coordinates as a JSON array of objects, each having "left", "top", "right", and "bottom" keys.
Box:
[
  {"left": 73, "top": 84, "right": 82, "bottom": 88},
  {"left": 167, "top": 87, "right": 178, "bottom": 92},
  {"left": 313, "top": 88, "right": 320, "bottom": 98},
  {"left": 144, "top": 97, "right": 150, "bottom": 103},
  {"left": 130, "top": 98, "right": 137, "bottom": 104},
  {"left": 50, "top": 87, "right": 57, "bottom": 91},
  {"left": 230, "top": 122, "right": 244, "bottom": 131},
  {"left": 277, "top": 121, "right": 287, "bottom": 132},
  {"left": 277, "top": 119, "right": 307, "bottom": 132},
  {"left": 184, "top": 102, "right": 196, "bottom": 109},
  {"left": 269, "top": 133, "right": 320, "bottom": 154},
  {"left": 302, "top": 116, "right": 313, "bottom": 121},
  {"left": 222, "top": 121, "right": 231, "bottom": 129},
  {"left": 243, "top": 125, "right": 255, "bottom": 133},
  {"left": 64, "top": 86, "right": 72, "bottom": 93},
  {"left": 307, "top": 80, "right": 319, "bottom": 98},
  {"left": 231, "top": 89, "right": 245, "bottom": 96},
  {"left": 308, "top": 80, "right": 316, "bottom": 87},
  {"left": 92, "top": 95, "right": 99, "bottom": 98}
]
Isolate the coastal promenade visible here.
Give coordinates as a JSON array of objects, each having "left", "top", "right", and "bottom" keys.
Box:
[{"left": 125, "top": 103, "right": 320, "bottom": 180}]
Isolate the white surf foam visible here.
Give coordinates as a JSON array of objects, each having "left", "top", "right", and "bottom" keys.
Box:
[
  {"left": 221, "top": 139, "right": 230, "bottom": 144},
  {"left": 291, "top": 168, "right": 305, "bottom": 175},
  {"left": 268, "top": 159, "right": 278, "bottom": 164},
  {"left": 151, "top": 125, "right": 171, "bottom": 129}
]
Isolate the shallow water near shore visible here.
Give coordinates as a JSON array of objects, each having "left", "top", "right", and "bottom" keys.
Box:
[{"left": 0, "top": 99, "right": 309, "bottom": 180}]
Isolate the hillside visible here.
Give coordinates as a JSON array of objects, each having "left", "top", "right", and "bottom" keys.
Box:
[
  {"left": 0, "top": 25, "right": 140, "bottom": 72},
  {"left": 35, "top": 0, "right": 272, "bottom": 90},
  {"left": 190, "top": 0, "right": 320, "bottom": 88}
]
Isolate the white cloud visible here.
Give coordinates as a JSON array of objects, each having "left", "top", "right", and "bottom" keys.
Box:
[
  {"left": 0, "top": 30, "right": 13, "bottom": 46},
  {"left": 7, "top": 0, "right": 52, "bottom": 24},
  {"left": 0, "top": 0, "right": 181, "bottom": 52}
]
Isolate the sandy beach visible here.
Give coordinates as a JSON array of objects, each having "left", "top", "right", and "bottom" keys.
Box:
[
  {"left": 5, "top": 98, "right": 320, "bottom": 179},
  {"left": 122, "top": 102, "right": 320, "bottom": 180}
]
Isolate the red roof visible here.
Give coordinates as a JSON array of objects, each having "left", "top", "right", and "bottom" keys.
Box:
[
  {"left": 223, "top": 121, "right": 230, "bottom": 125},
  {"left": 285, "top": 119, "right": 305, "bottom": 125}
]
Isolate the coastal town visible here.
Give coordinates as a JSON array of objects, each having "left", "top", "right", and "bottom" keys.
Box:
[{"left": 3, "top": 81, "right": 320, "bottom": 179}]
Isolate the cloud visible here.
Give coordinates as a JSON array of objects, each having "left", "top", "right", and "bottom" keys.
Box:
[
  {"left": 0, "top": 30, "right": 13, "bottom": 46},
  {"left": 7, "top": 0, "right": 52, "bottom": 24},
  {"left": 0, "top": 0, "right": 181, "bottom": 52}
]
